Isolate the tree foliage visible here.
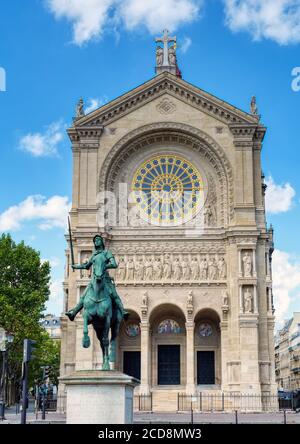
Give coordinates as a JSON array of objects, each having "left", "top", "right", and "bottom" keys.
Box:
[{"left": 0, "top": 234, "right": 60, "bottom": 395}]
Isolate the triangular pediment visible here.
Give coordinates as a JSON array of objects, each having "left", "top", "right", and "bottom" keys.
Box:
[{"left": 72, "top": 72, "right": 259, "bottom": 129}]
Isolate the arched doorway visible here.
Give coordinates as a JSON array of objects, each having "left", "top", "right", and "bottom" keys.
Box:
[
  {"left": 194, "top": 309, "right": 221, "bottom": 387},
  {"left": 118, "top": 310, "right": 141, "bottom": 382},
  {"left": 149, "top": 304, "right": 186, "bottom": 388}
]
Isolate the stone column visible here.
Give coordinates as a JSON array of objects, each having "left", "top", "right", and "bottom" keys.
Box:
[
  {"left": 185, "top": 322, "right": 195, "bottom": 394},
  {"left": 239, "top": 316, "right": 261, "bottom": 395},
  {"left": 140, "top": 323, "right": 150, "bottom": 394},
  {"left": 220, "top": 321, "right": 229, "bottom": 391}
]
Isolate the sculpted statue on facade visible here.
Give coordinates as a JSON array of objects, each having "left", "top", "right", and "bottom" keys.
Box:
[
  {"left": 191, "top": 257, "right": 200, "bottom": 280},
  {"left": 173, "top": 257, "right": 182, "bottom": 280},
  {"left": 153, "top": 257, "right": 162, "bottom": 280},
  {"left": 243, "top": 252, "right": 253, "bottom": 278},
  {"left": 181, "top": 256, "right": 191, "bottom": 280},
  {"left": 117, "top": 256, "right": 126, "bottom": 281},
  {"left": 134, "top": 257, "right": 144, "bottom": 281},
  {"left": 81, "top": 254, "right": 91, "bottom": 278},
  {"left": 76, "top": 97, "right": 85, "bottom": 118},
  {"left": 208, "top": 257, "right": 218, "bottom": 280},
  {"left": 156, "top": 46, "right": 163, "bottom": 66},
  {"left": 222, "top": 290, "right": 229, "bottom": 307},
  {"left": 126, "top": 257, "right": 135, "bottom": 281},
  {"left": 168, "top": 45, "right": 176, "bottom": 66},
  {"left": 204, "top": 205, "right": 214, "bottom": 226},
  {"left": 163, "top": 254, "right": 172, "bottom": 279},
  {"left": 142, "top": 291, "right": 148, "bottom": 307},
  {"left": 200, "top": 257, "right": 208, "bottom": 280},
  {"left": 144, "top": 257, "right": 153, "bottom": 281},
  {"left": 218, "top": 256, "right": 227, "bottom": 279},
  {"left": 244, "top": 288, "right": 253, "bottom": 313}
]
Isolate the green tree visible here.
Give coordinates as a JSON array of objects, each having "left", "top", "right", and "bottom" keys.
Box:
[{"left": 0, "top": 233, "right": 53, "bottom": 400}]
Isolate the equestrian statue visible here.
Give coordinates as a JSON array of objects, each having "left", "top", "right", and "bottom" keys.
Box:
[{"left": 65, "top": 219, "right": 128, "bottom": 370}]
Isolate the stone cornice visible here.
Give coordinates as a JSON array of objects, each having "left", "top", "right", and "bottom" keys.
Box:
[
  {"left": 68, "top": 73, "right": 259, "bottom": 131},
  {"left": 229, "top": 124, "right": 267, "bottom": 149},
  {"left": 67, "top": 126, "right": 104, "bottom": 143}
]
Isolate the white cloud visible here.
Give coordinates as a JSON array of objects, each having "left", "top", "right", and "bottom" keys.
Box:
[
  {"left": 119, "top": 0, "right": 201, "bottom": 34},
  {"left": 0, "top": 195, "right": 71, "bottom": 232},
  {"left": 19, "top": 121, "right": 65, "bottom": 157},
  {"left": 180, "top": 36, "right": 192, "bottom": 53},
  {"left": 265, "top": 176, "right": 296, "bottom": 214},
  {"left": 85, "top": 97, "right": 107, "bottom": 113},
  {"left": 47, "top": 0, "right": 202, "bottom": 45},
  {"left": 46, "top": 278, "right": 64, "bottom": 315},
  {"left": 42, "top": 257, "right": 61, "bottom": 268},
  {"left": 224, "top": 0, "right": 300, "bottom": 45},
  {"left": 272, "top": 250, "right": 300, "bottom": 325}
]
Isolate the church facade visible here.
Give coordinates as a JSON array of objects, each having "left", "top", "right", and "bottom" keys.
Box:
[{"left": 60, "top": 35, "right": 276, "bottom": 411}]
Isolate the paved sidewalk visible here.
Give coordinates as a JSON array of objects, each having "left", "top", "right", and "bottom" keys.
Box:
[{"left": 1, "top": 410, "right": 299, "bottom": 424}]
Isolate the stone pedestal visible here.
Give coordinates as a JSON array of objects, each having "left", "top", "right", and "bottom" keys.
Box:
[{"left": 60, "top": 370, "right": 139, "bottom": 424}]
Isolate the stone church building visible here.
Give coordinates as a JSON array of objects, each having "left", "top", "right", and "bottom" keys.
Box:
[{"left": 60, "top": 32, "right": 276, "bottom": 411}]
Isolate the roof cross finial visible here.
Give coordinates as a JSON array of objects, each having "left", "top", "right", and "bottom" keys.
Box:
[{"left": 155, "top": 30, "right": 178, "bottom": 76}]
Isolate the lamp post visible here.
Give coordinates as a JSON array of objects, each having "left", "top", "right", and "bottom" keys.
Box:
[{"left": 0, "top": 329, "right": 14, "bottom": 421}]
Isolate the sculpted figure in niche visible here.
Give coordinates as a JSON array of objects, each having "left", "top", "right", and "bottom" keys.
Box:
[
  {"left": 191, "top": 257, "right": 200, "bottom": 280},
  {"left": 244, "top": 288, "right": 253, "bottom": 313},
  {"left": 117, "top": 257, "right": 126, "bottom": 281},
  {"left": 156, "top": 46, "right": 163, "bottom": 66},
  {"left": 173, "top": 257, "right": 182, "bottom": 281},
  {"left": 153, "top": 257, "right": 162, "bottom": 280},
  {"left": 126, "top": 257, "right": 135, "bottom": 281},
  {"left": 208, "top": 257, "right": 217, "bottom": 280},
  {"left": 181, "top": 256, "right": 191, "bottom": 280},
  {"left": 163, "top": 254, "right": 172, "bottom": 279},
  {"left": 243, "top": 252, "right": 253, "bottom": 278},
  {"left": 218, "top": 256, "right": 227, "bottom": 279},
  {"left": 144, "top": 257, "right": 153, "bottom": 281},
  {"left": 134, "top": 257, "right": 144, "bottom": 281},
  {"left": 200, "top": 257, "right": 208, "bottom": 280}
]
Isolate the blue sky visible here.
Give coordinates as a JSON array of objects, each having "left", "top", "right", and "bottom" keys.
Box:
[{"left": 0, "top": 0, "right": 300, "bottom": 328}]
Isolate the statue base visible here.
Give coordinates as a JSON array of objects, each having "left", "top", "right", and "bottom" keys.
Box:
[{"left": 60, "top": 370, "right": 139, "bottom": 424}]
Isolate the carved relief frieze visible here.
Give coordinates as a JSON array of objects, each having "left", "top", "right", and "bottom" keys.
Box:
[{"left": 114, "top": 252, "right": 227, "bottom": 286}]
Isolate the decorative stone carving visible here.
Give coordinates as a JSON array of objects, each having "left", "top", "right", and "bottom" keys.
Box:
[
  {"left": 244, "top": 288, "right": 253, "bottom": 313},
  {"left": 114, "top": 253, "right": 227, "bottom": 285},
  {"left": 156, "top": 98, "right": 176, "bottom": 115},
  {"left": 243, "top": 252, "right": 253, "bottom": 278}
]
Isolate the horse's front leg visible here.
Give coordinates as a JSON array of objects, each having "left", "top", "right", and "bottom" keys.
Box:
[
  {"left": 102, "top": 316, "right": 111, "bottom": 370},
  {"left": 82, "top": 310, "right": 91, "bottom": 348}
]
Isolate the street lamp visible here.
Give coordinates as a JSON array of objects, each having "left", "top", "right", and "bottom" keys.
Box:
[{"left": 0, "top": 328, "right": 14, "bottom": 421}]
